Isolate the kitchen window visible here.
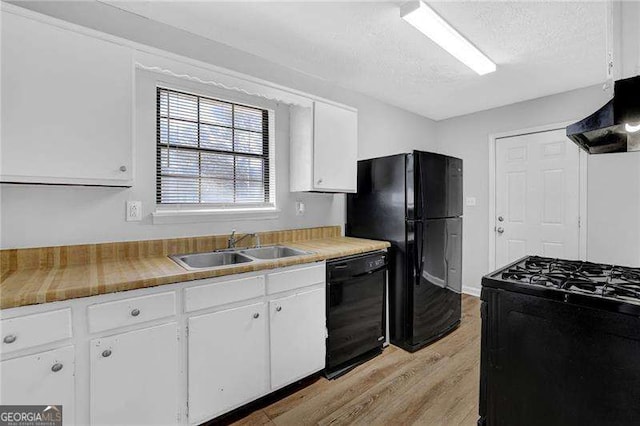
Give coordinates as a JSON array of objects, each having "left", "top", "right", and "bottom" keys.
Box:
[{"left": 156, "top": 87, "right": 274, "bottom": 209}]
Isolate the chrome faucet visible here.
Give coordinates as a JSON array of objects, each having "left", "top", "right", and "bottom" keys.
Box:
[{"left": 228, "top": 229, "right": 261, "bottom": 249}]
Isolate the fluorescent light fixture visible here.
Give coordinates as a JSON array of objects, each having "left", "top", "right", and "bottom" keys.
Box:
[
  {"left": 625, "top": 122, "right": 640, "bottom": 133},
  {"left": 401, "top": 1, "right": 496, "bottom": 75}
]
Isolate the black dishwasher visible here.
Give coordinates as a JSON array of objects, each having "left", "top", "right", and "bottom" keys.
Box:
[{"left": 326, "top": 251, "right": 387, "bottom": 379}]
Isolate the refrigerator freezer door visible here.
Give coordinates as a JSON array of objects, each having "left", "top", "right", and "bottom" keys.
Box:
[
  {"left": 413, "top": 152, "right": 463, "bottom": 220},
  {"left": 347, "top": 154, "right": 407, "bottom": 243},
  {"left": 410, "top": 217, "right": 462, "bottom": 346}
]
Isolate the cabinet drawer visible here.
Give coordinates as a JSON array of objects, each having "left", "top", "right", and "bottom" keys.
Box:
[
  {"left": 266, "top": 263, "right": 325, "bottom": 294},
  {"left": 185, "top": 276, "right": 265, "bottom": 313},
  {"left": 87, "top": 292, "right": 176, "bottom": 333},
  {"left": 1, "top": 309, "right": 72, "bottom": 354}
]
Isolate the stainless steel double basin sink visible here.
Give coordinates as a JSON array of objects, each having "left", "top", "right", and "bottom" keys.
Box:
[{"left": 170, "top": 245, "right": 313, "bottom": 271}]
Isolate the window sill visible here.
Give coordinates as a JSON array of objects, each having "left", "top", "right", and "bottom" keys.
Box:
[{"left": 152, "top": 207, "right": 280, "bottom": 225}]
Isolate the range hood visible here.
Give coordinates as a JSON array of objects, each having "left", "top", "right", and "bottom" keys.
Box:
[{"left": 566, "top": 75, "right": 640, "bottom": 154}]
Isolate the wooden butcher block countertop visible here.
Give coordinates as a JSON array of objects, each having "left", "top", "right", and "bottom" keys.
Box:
[{"left": 0, "top": 226, "right": 389, "bottom": 309}]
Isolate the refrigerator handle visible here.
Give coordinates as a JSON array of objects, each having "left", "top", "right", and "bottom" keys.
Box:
[
  {"left": 415, "top": 221, "right": 425, "bottom": 286},
  {"left": 444, "top": 220, "right": 450, "bottom": 289},
  {"left": 415, "top": 153, "right": 425, "bottom": 220}
]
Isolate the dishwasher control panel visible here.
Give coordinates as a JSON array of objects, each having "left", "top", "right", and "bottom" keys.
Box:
[{"left": 367, "top": 257, "right": 386, "bottom": 269}]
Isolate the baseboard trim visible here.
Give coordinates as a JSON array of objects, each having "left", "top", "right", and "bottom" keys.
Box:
[{"left": 462, "top": 285, "right": 481, "bottom": 298}]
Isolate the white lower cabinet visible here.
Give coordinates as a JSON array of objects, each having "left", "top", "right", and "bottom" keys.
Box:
[
  {"left": 270, "top": 288, "right": 326, "bottom": 389},
  {"left": 90, "top": 323, "right": 179, "bottom": 426},
  {"left": 188, "top": 302, "right": 268, "bottom": 424},
  {"left": 0, "top": 261, "right": 329, "bottom": 425},
  {"left": 0, "top": 346, "right": 75, "bottom": 425}
]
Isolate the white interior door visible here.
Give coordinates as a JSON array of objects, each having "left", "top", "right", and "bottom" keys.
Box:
[{"left": 495, "top": 129, "right": 580, "bottom": 268}]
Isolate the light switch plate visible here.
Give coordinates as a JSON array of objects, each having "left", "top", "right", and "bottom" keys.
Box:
[
  {"left": 465, "top": 197, "right": 477, "bottom": 207},
  {"left": 126, "top": 201, "right": 142, "bottom": 221},
  {"left": 296, "top": 201, "right": 305, "bottom": 216}
]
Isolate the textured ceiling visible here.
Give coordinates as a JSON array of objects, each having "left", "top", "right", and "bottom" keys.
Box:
[{"left": 107, "top": 1, "right": 607, "bottom": 120}]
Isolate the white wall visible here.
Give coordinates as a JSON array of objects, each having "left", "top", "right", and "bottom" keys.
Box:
[
  {"left": 587, "top": 153, "right": 640, "bottom": 266},
  {"left": 0, "top": 3, "right": 437, "bottom": 249},
  {"left": 436, "top": 84, "right": 640, "bottom": 292}
]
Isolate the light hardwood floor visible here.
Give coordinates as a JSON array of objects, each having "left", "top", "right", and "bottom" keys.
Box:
[{"left": 213, "top": 294, "right": 481, "bottom": 426}]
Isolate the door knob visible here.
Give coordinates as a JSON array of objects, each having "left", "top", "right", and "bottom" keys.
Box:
[{"left": 496, "top": 227, "right": 504, "bottom": 234}]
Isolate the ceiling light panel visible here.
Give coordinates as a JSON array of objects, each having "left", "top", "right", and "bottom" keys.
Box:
[{"left": 401, "top": 1, "right": 497, "bottom": 75}]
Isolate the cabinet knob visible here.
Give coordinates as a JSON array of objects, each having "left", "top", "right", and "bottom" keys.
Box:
[
  {"left": 102, "top": 349, "right": 112, "bottom": 358},
  {"left": 51, "top": 363, "right": 63, "bottom": 373},
  {"left": 130, "top": 308, "right": 140, "bottom": 317},
  {"left": 3, "top": 334, "right": 16, "bottom": 344},
  {"left": 119, "top": 165, "right": 127, "bottom": 172},
  {"left": 253, "top": 313, "right": 260, "bottom": 319},
  {"left": 317, "top": 178, "right": 323, "bottom": 184},
  {"left": 276, "top": 306, "right": 282, "bottom": 312}
]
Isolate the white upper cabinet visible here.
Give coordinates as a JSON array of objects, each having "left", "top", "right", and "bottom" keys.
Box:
[
  {"left": 290, "top": 100, "right": 358, "bottom": 193},
  {"left": 1, "top": 11, "right": 133, "bottom": 186}
]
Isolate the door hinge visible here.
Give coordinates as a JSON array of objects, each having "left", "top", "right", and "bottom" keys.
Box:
[{"left": 578, "top": 216, "right": 581, "bottom": 228}]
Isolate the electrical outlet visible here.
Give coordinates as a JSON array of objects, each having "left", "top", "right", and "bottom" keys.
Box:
[
  {"left": 296, "top": 201, "right": 305, "bottom": 216},
  {"left": 126, "top": 201, "right": 142, "bottom": 222}
]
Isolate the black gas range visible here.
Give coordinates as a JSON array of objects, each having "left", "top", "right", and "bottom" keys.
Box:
[{"left": 479, "top": 256, "right": 640, "bottom": 426}]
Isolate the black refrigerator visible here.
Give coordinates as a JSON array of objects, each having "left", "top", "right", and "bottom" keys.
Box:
[{"left": 346, "top": 151, "right": 463, "bottom": 352}]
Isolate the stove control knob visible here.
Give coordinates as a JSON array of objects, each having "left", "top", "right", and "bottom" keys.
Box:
[{"left": 497, "top": 227, "right": 504, "bottom": 234}]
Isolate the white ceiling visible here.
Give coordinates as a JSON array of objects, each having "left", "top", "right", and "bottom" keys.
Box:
[{"left": 107, "top": 1, "right": 607, "bottom": 120}]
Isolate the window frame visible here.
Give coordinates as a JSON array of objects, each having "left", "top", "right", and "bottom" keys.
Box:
[{"left": 155, "top": 86, "right": 275, "bottom": 210}]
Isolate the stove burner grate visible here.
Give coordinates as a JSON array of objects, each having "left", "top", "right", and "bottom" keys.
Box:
[{"left": 499, "top": 257, "right": 640, "bottom": 303}]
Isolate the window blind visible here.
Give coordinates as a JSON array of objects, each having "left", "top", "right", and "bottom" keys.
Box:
[{"left": 156, "top": 88, "right": 272, "bottom": 206}]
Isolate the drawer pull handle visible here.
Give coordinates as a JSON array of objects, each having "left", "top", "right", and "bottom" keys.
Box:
[
  {"left": 130, "top": 308, "right": 140, "bottom": 317},
  {"left": 3, "top": 335, "right": 16, "bottom": 344},
  {"left": 51, "top": 363, "right": 63, "bottom": 373},
  {"left": 102, "top": 349, "right": 112, "bottom": 358},
  {"left": 253, "top": 313, "right": 260, "bottom": 319},
  {"left": 276, "top": 306, "right": 282, "bottom": 312}
]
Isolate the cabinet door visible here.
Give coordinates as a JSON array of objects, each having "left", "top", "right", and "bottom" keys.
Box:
[
  {"left": 1, "top": 12, "right": 133, "bottom": 186},
  {"left": 313, "top": 101, "right": 357, "bottom": 192},
  {"left": 270, "top": 288, "right": 326, "bottom": 389},
  {"left": 90, "top": 323, "right": 179, "bottom": 425},
  {"left": 188, "top": 303, "right": 268, "bottom": 424},
  {"left": 0, "top": 346, "right": 75, "bottom": 425}
]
